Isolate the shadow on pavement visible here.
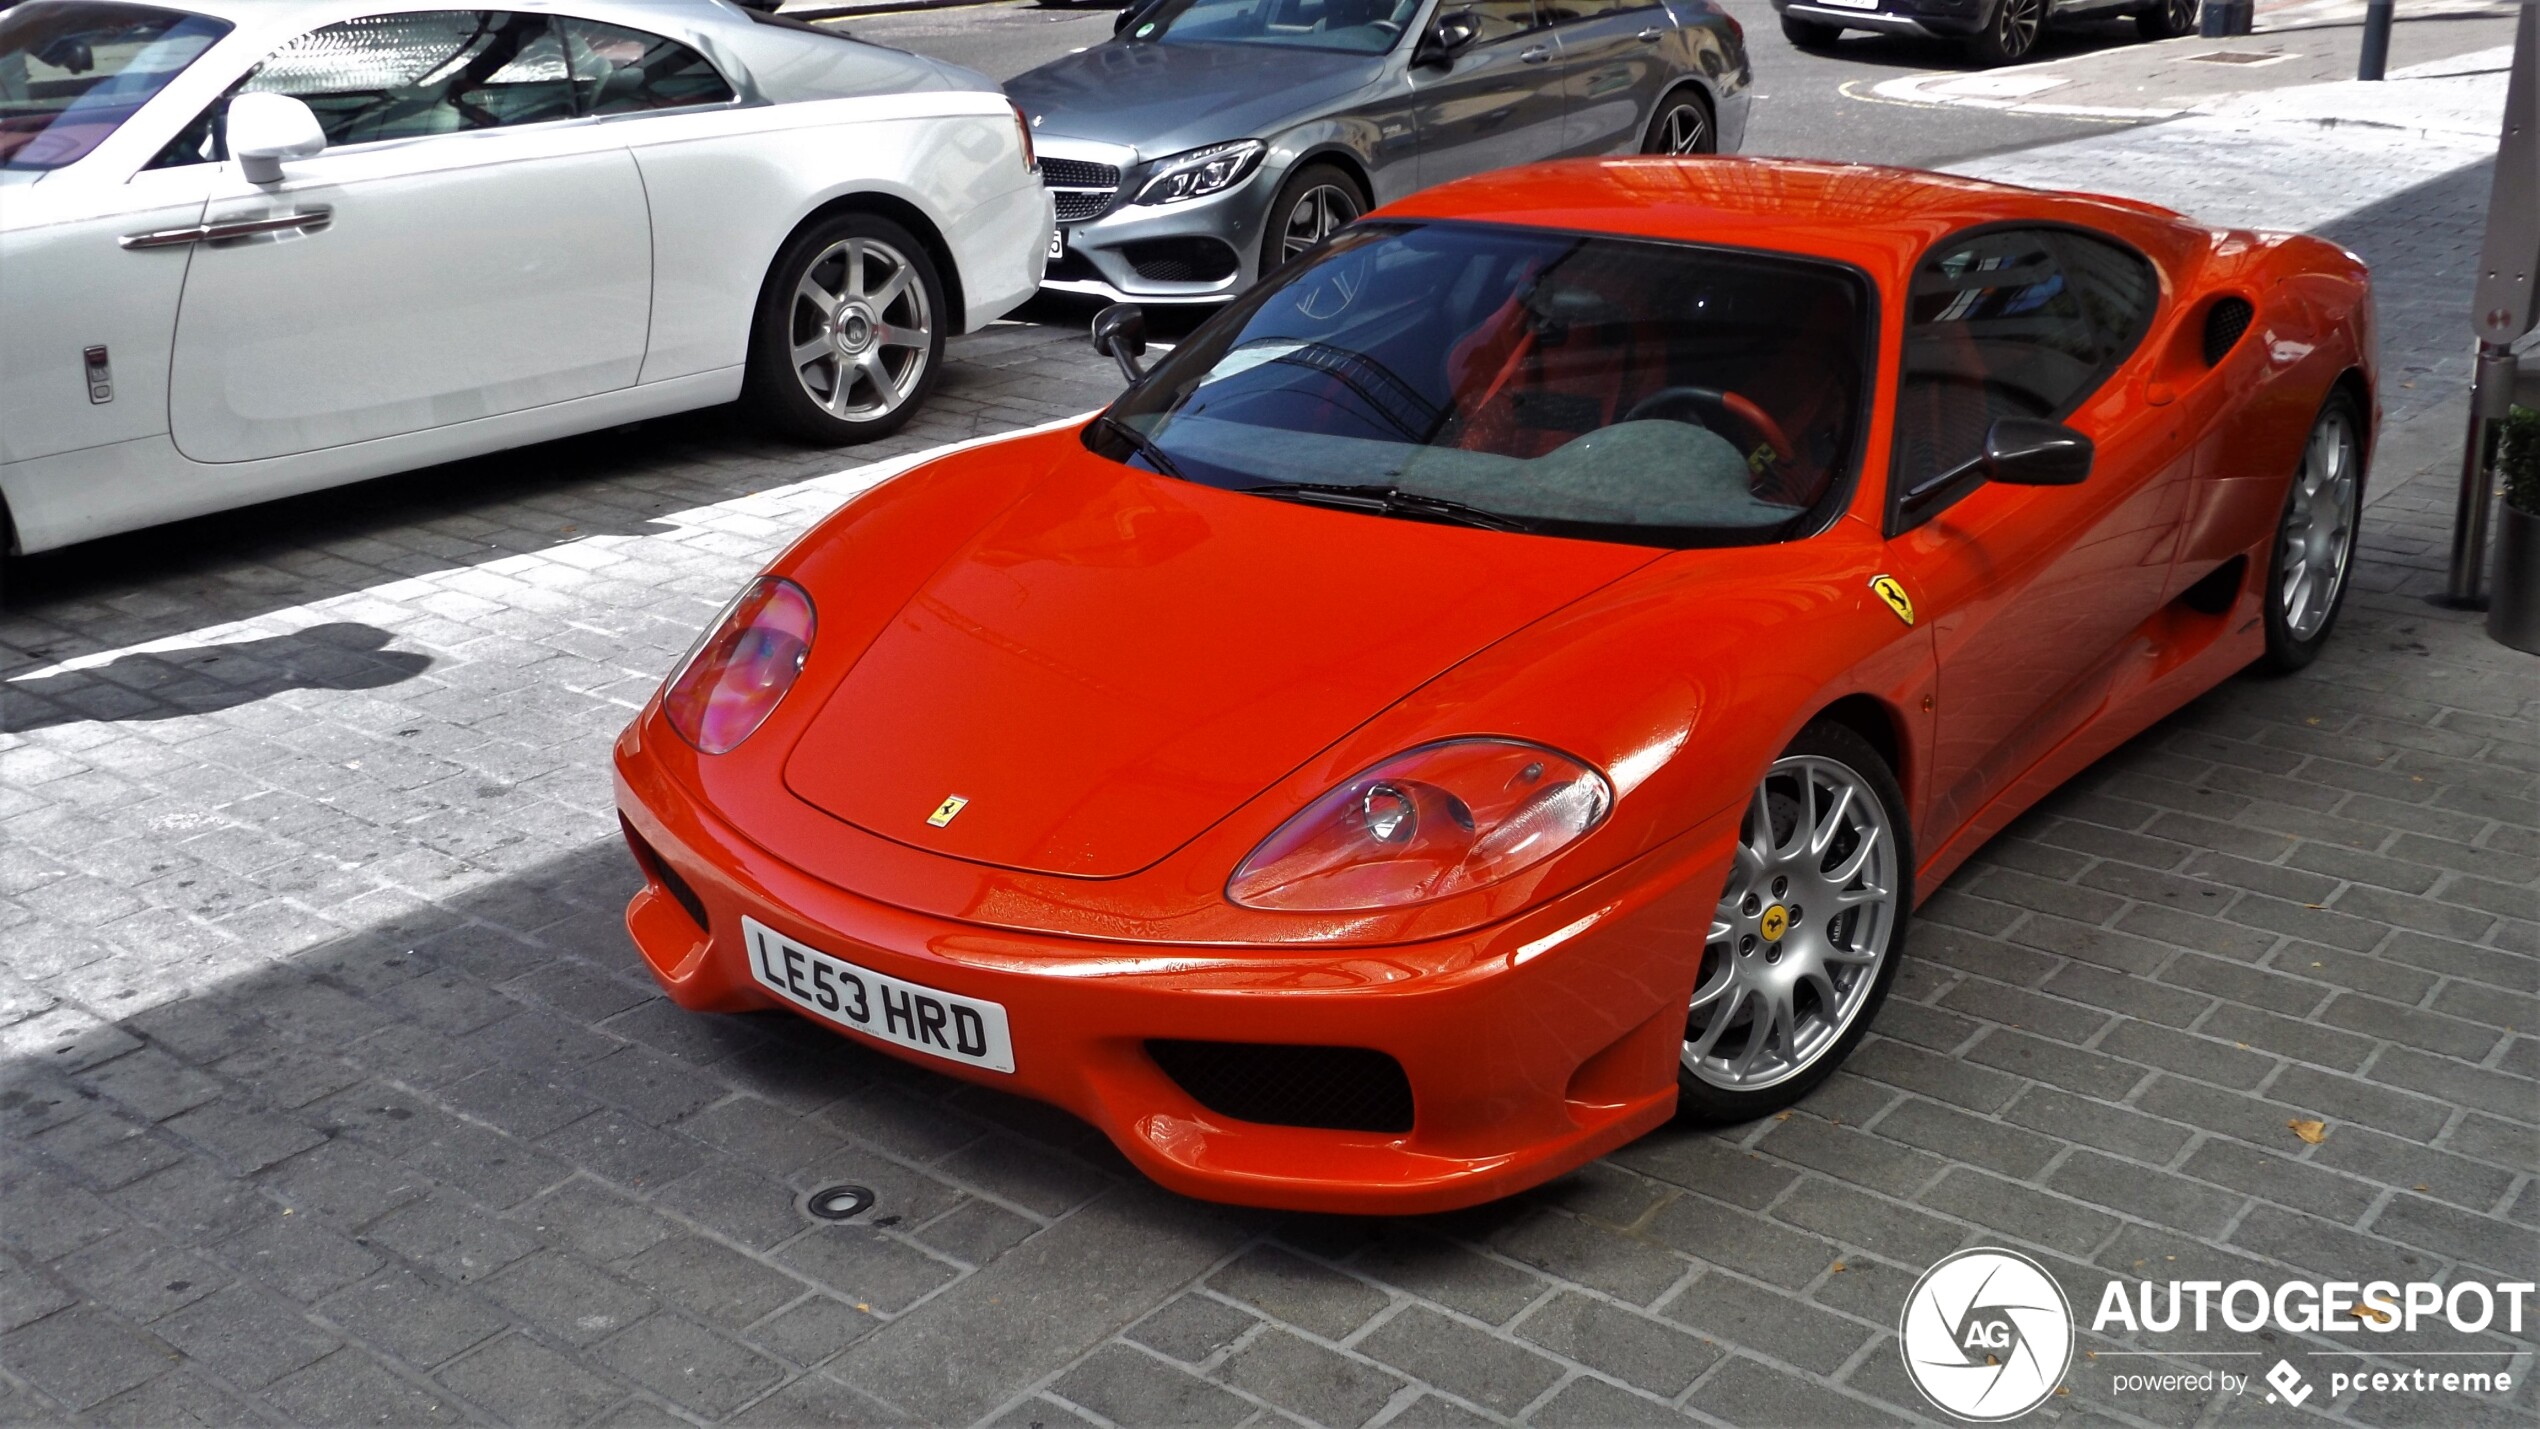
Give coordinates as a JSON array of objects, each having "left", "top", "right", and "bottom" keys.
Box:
[{"left": 0, "top": 623, "right": 432, "bottom": 735}]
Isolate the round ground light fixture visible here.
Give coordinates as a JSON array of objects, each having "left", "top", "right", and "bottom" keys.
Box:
[{"left": 803, "top": 1184, "right": 875, "bottom": 1222}]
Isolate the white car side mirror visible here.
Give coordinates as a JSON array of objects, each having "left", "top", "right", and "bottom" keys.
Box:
[{"left": 228, "top": 92, "right": 326, "bottom": 184}]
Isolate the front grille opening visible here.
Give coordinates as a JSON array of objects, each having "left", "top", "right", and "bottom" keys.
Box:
[
  {"left": 1121, "top": 236, "right": 1240, "bottom": 284},
  {"left": 2203, "top": 296, "right": 2255, "bottom": 366},
  {"left": 1147, "top": 1040, "right": 1413, "bottom": 1133},
  {"left": 619, "top": 814, "right": 709, "bottom": 932},
  {"left": 1041, "top": 157, "right": 1119, "bottom": 224}
]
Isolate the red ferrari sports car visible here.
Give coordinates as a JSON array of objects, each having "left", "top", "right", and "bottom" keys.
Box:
[{"left": 614, "top": 158, "right": 2372, "bottom": 1213}]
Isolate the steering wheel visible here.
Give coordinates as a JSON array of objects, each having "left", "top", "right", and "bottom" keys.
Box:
[{"left": 1622, "top": 385, "right": 1797, "bottom": 467}]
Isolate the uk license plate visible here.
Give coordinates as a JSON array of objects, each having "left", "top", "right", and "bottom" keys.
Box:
[
  {"left": 743, "top": 917, "right": 1015, "bottom": 1073},
  {"left": 1049, "top": 230, "right": 1066, "bottom": 260}
]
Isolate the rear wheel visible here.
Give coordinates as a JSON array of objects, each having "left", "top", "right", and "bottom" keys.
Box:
[
  {"left": 1676, "top": 720, "right": 1912, "bottom": 1123},
  {"left": 2258, "top": 389, "right": 2365, "bottom": 673},
  {"left": 1780, "top": 12, "right": 1841, "bottom": 48},
  {"left": 2136, "top": 0, "right": 2198, "bottom": 39},
  {"left": 1642, "top": 88, "right": 1717, "bottom": 155},
  {"left": 744, "top": 212, "right": 945, "bottom": 447},
  {"left": 1260, "top": 162, "right": 1367, "bottom": 281},
  {"left": 1968, "top": 0, "right": 2045, "bottom": 64}
]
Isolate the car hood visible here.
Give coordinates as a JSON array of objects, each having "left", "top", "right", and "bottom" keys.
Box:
[
  {"left": 1006, "top": 41, "right": 1386, "bottom": 157},
  {"left": 781, "top": 452, "right": 1657, "bottom": 879}
]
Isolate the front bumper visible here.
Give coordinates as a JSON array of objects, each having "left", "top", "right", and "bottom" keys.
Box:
[
  {"left": 613, "top": 721, "right": 1736, "bottom": 1214},
  {"left": 1036, "top": 138, "right": 1284, "bottom": 305}
]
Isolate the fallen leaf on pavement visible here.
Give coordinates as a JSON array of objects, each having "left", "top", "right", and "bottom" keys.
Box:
[{"left": 2289, "top": 1119, "right": 2328, "bottom": 1145}]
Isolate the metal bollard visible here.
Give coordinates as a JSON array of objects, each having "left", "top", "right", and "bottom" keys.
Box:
[
  {"left": 2447, "top": 344, "right": 2520, "bottom": 606},
  {"left": 2358, "top": 0, "right": 2394, "bottom": 80}
]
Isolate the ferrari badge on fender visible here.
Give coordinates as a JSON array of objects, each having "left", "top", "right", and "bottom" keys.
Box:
[
  {"left": 1869, "top": 575, "right": 1915, "bottom": 627},
  {"left": 926, "top": 795, "right": 968, "bottom": 828}
]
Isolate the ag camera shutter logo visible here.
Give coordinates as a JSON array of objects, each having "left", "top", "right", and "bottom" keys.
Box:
[{"left": 1901, "top": 1248, "right": 2075, "bottom": 1421}]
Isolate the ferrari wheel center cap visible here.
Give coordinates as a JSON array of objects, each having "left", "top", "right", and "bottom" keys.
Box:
[{"left": 1758, "top": 903, "right": 1791, "bottom": 942}]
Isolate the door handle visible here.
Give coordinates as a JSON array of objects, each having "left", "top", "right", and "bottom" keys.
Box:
[
  {"left": 1519, "top": 44, "right": 1553, "bottom": 62},
  {"left": 120, "top": 206, "right": 333, "bottom": 250},
  {"left": 1636, "top": 26, "right": 1664, "bottom": 41}
]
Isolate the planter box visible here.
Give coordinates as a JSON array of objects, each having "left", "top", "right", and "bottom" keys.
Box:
[{"left": 2490, "top": 502, "right": 2540, "bottom": 655}]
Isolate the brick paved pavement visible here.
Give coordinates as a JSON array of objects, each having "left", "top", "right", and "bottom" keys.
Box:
[{"left": 2, "top": 86, "right": 2534, "bottom": 1429}]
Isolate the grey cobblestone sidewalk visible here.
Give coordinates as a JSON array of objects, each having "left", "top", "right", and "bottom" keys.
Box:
[{"left": 2, "top": 105, "right": 2534, "bottom": 1429}]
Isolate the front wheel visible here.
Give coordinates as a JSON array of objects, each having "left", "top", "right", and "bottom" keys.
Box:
[
  {"left": 2136, "top": 0, "right": 2199, "bottom": 39},
  {"left": 744, "top": 212, "right": 946, "bottom": 447},
  {"left": 1676, "top": 720, "right": 1912, "bottom": 1123},
  {"left": 2257, "top": 389, "right": 2366, "bottom": 673},
  {"left": 1968, "top": 0, "right": 2045, "bottom": 65},
  {"left": 1642, "top": 89, "right": 1718, "bottom": 155},
  {"left": 1259, "top": 162, "right": 1367, "bottom": 282},
  {"left": 1781, "top": 12, "right": 1841, "bottom": 48}
]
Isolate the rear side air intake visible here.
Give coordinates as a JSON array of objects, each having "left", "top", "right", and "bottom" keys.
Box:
[{"left": 2203, "top": 297, "right": 2255, "bottom": 366}]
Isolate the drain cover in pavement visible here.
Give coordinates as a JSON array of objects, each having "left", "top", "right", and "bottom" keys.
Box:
[{"left": 804, "top": 1184, "right": 875, "bottom": 1221}]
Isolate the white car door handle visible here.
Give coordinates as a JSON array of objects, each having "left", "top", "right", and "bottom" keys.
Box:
[
  {"left": 1519, "top": 45, "right": 1553, "bottom": 62},
  {"left": 121, "top": 206, "right": 334, "bottom": 250}
]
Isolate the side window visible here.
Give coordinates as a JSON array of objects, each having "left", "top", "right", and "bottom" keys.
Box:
[
  {"left": 1892, "top": 225, "right": 2157, "bottom": 514},
  {"left": 245, "top": 12, "right": 571, "bottom": 144},
  {"left": 153, "top": 11, "right": 570, "bottom": 164},
  {"left": 1540, "top": 0, "right": 1659, "bottom": 21},
  {"left": 559, "top": 19, "right": 733, "bottom": 115},
  {"left": 1442, "top": 0, "right": 1540, "bottom": 44}
]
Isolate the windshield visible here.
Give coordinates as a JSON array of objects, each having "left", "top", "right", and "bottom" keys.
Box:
[
  {"left": 1125, "top": 0, "right": 1426, "bottom": 55},
  {"left": 0, "top": 2, "right": 228, "bottom": 171},
  {"left": 1090, "top": 222, "right": 1874, "bottom": 548}
]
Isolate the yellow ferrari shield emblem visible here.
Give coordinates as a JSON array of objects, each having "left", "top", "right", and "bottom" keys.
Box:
[
  {"left": 1869, "top": 574, "right": 1915, "bottom": 627},
  {"left": 1760, "top": 904, "right": 1791, "bottom": 942},
  {"left": 926, "top": 795, "right": 968, "bottom": 828}
]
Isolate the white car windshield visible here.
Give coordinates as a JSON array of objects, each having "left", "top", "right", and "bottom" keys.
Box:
[
  {"left": 1125, "top": 0, "right": 1426, "bottom": 55},
  {"left": 0, "top": 1, "right": 227, "bottom": 170}
]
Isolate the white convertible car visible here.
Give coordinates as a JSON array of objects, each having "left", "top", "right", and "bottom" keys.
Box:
[{"left": 0, "top": 0, "right": 1051, "bottom": 556}]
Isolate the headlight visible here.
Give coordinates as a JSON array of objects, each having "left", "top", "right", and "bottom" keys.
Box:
[
  {"left": 1227, "top": 739, "right": 1614, "bottom": 911},
  {"left": 1134, "top": 140, "right": 1266, "bottom": 205},
  {"left": 661, "top": 577, "right": 814, "bottom": 755}
]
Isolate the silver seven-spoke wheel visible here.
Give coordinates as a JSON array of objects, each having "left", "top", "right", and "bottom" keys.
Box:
[
  {"left": 1682, "top": 741, "right": 1903, "bottom": 1104},
  {"left": 788, "top": 236, "right": 932, "bottom": 423},
  {"left": 2260, "top": 389, "right": 2366, "bottom": 672},
  {"left": 2279, "top": 405, "right": 2358, "bottom": 641},
  {"left": 746, "top": 213, "right": 946, "bottom": 446}
]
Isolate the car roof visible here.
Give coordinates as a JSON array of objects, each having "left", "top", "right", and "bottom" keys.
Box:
[
  {"left": 84, "top": 0, "right": 750, "bottom": 46},
  {"left": 1376, "top": 157, "right": 2215, "bottom": 292}
]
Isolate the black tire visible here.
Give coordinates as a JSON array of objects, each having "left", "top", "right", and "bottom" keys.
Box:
[
  {"left": 1780, "top": 12, "right": 1841, "bottom": 48},
  {"left": 1968, "top": 0, "right": 2045, "bottom": 65},
  {"left": 2135, "top": 0, "right": 2198, "bottom": 39},
  {"left": 1675, "top": 719, "right": 1914, "bottom": 1125},
  {"left": 1642, "top": 87, "right": 1718, "bottom": 155},
  {"left": 2257, "top": 388, "right": 2368, "bottom": 674},
  {"left": 743, "top": 211, "right": 947, "bottom": 447},
  {"left": 1258, "top": 162, "right": 1368, "bottom": 282}
]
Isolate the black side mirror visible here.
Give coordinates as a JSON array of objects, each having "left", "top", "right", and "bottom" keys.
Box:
[
  {"left": 1091, "top": 303, "right": 1148, "bottom": 381},
  {"left": 1982, "top": 417, "right": 2093, "bottom": 486},
  {"left": 1414, "top": 11, "right": 1481, "bottom": 67},
  {"left": 1114, "top": 1, "right": 1150, "bottom": 35},
  {"left": 1899, "top": 417, "right": 2091, "bottom": 519}
]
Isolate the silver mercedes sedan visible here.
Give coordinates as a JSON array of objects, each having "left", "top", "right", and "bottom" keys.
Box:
[{"left": 1010, "top": 0, "right": 1753, "bottom": 306}]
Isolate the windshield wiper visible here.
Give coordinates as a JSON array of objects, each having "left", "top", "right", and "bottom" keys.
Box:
[
  {"left": 1239, "top": 481, "right": 1531, "bottom": 533},
  {"left": 1092, "top": 414, "right": 1184, "bottom": 478}
]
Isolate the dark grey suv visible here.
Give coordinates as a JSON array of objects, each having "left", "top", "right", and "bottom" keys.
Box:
[
  {"left": 1772, "top": 0, "right": 2198, "bottom": 66},
  {"left": 1010, "top": 0, "right": 1752, "bottom": 305}
]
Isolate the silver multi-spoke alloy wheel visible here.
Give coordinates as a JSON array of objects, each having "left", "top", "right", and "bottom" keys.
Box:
[
  {"left": 1649, "top": 99, "right": 1711, "bottom": 156},
  {"left": 1280, "top": 183, "right": 1361, "bottom": 265},
  {"left": 1684, "top": 754, "right": 1899, "bottom": 1092},
  {"left": 2279, "top": 404, "right": 2359, "bottom": 642},
  {"left": 787, "top": 236, "right": 932, "bottom": 424}
]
